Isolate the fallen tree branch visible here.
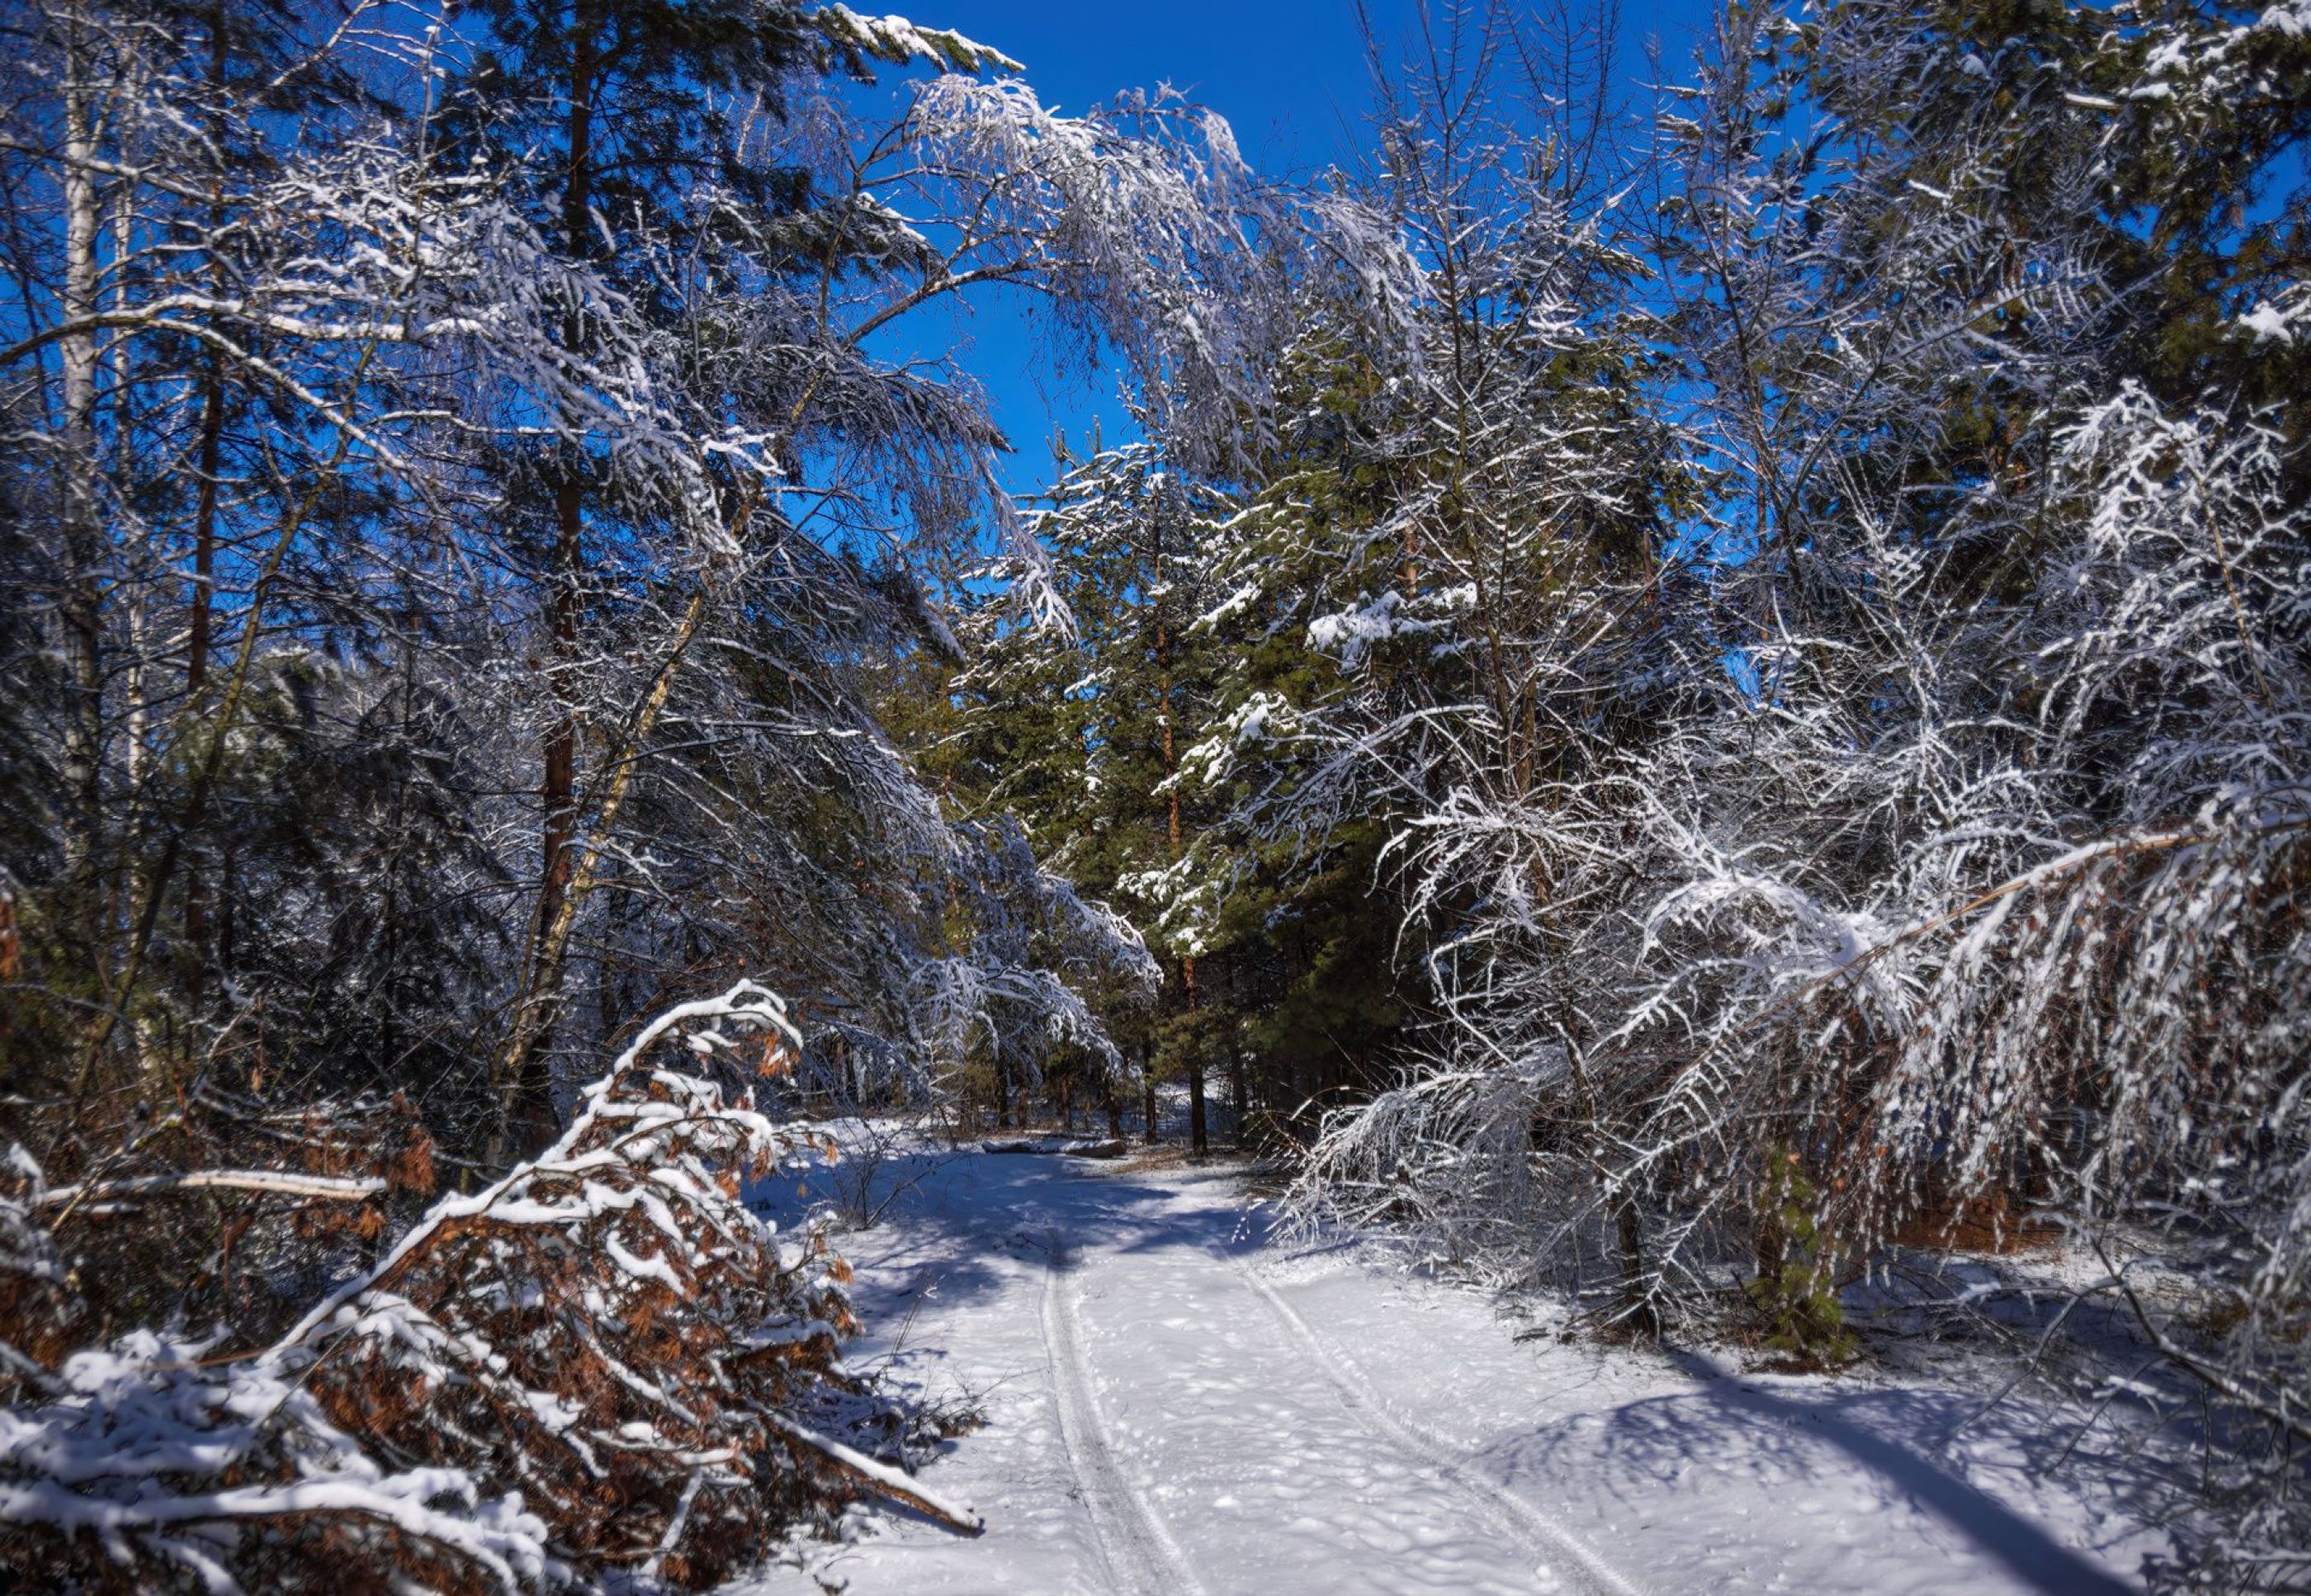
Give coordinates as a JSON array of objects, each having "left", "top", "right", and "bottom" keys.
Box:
[
  {"left": 34, "top": 1170, "right": 386, "bottom": 1207},
  {"left": 762, "top": 1411, "right": 983, "bottom": 1537}
]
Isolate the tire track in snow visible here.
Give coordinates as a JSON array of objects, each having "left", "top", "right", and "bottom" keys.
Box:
[
  {"left": 1227, "top": 1250, "right": 1645, "bottom": 1596},
  {"left": 1041, "top": 1231, "right": 1209, "bottom": 1596}
]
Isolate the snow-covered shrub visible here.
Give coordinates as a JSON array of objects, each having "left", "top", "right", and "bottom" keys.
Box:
[
  {"left": 0, "top": 983, "right": 972, "bottom": 1593},
  {"left": 1290, "top": 367, "right": 2310, "bottom": 1573},
  {"left": 1264, "top": 2, "right": 2311, "bottom": 1572}
]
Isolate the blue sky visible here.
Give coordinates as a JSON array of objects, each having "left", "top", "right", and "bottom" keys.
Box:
[{"left": 873, "top": 1, "right": 1718, "bottom": 495}]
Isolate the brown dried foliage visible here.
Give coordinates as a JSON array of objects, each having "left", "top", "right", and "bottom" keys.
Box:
[{"left": 1, "top": 987, "right": 972, "bottom": 1593}]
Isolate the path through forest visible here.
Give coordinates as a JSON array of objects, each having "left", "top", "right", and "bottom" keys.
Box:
[{"left": 737, "top": 1150, "right": 2157, "bottom": 1595}]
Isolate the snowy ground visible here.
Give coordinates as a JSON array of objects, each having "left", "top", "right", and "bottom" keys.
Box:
[{"left": 735, "top": 1145, "right": 2162, "bottom": 1595}]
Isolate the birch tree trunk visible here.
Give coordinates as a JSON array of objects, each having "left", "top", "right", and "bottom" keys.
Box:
[{"left": 56, "top": 5, "right": 106, "bottom": 939}]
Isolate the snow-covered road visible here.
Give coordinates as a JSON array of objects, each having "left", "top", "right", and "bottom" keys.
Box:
[{"left": 736, "top": 1150, "right": 2156, "bottom": 1596}]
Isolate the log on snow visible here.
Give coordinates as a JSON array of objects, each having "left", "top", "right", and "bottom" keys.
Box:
[{"left": 763, "top": 1412, "right": 984, "bottom": 1537}]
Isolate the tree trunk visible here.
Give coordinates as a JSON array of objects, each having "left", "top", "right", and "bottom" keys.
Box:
[
  {"left": 59, "top": 21, "right": 106, "bottom": 937},
  {"left": 1616, "top": 1192, "right": 1658, "bottom": 1339},
  {"left": 1151, "top": 506, "right": 1207, "bottom": 1157},
  {"left": 217, "top": 840, "right": 237, "bottom": 977},
  {"left": 184, "top": 363, "right": 222, "bottom": 1004},
  {"left": 182, "top": 0, "right": 230, "bottom": 1011},
  {"left": 1560, "top": 1008, "right": 1655, "bottom": 1337},
  {"left": 536, "top": 473, "right": 583, "bottom": 971},
  {"left": 516, "top": 3, "right": 599, "bottom": 1141},
  {"left": 1183, "top": 956, "right": 1207, "bottom": 1157},
  {"left": 495, "top": 581, "right": 714, "bottom": 1158},
  {"left": 1229, "top": 1038, "right": 1249, "bottom": 1147}
]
